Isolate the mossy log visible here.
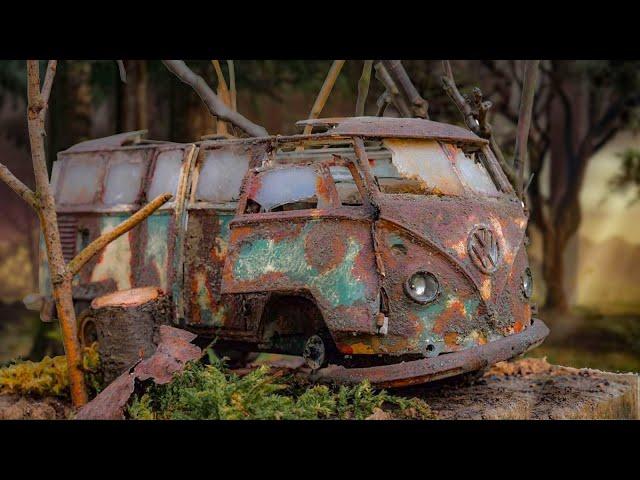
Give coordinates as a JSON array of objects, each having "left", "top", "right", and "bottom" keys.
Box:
[{"left": 85, "top": 287, "right": 172, "bottom": 384}]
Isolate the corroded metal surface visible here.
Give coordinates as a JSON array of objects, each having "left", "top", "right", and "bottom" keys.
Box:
[
  {"left": 45, "top": 117, "right": 545, "bottom": 386},
  {"left": 296, "top": 117, "right": 487, "bottom": 144},
  {"left": 312, "top": 319, "right": 549, "bottom": 388}
]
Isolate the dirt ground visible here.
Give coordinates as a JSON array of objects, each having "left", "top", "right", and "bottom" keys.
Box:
[
  {"left": 0, "top": 394, "right": 72, "bottom": 420},
  {"left": 2, "top": 357, "right": 636, "bottom": 420}
]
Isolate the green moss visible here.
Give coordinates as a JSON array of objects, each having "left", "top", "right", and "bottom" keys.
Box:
[
  {"left": 0, "top": 342, "right": 103, "bottom": 398},
  {"left": 127, "top": 353, "right": 434, "bottom": 420}
]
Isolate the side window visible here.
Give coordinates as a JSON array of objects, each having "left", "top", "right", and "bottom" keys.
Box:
[
  {"left": 245, "top": 166, "right": 321, "bottom": 213},
  {"left": 194, "top": 149, "right": 249, "bottom": 203},
  {"left": 103, "top": 151, "right": 146, "bottom": 205},
  {"left": 57, "top": 155, "right": 104, "bottom": 205},
  {"left": 147, "top": 149, "right": 184, "bottom": 201},
  {"left": 450, "top": 147, "right": 500, "bottom": 196}
]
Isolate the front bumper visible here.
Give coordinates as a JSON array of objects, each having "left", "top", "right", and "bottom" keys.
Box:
[{"left": 312, "top": 318, "right": 549, "bottom": 388}]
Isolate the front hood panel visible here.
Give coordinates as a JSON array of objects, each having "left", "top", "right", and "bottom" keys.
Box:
[{"left": 376, "top": 194, "right": 528, "bottom": 308}]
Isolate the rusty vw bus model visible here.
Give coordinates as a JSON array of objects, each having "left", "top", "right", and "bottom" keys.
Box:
[{"left": 36, "top": 117, "right": 548, "bottom": 387}]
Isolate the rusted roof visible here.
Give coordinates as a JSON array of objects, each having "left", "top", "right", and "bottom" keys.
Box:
[{"left": 295, "top": 117, "right": 487, "bottom": 144}]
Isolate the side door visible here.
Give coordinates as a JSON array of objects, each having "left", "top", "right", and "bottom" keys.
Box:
[
  {"left": 181, "top": 142, "right": 265, "bottom": 330},
  {"left": 221, "top": 159, "right": 381, "bottom": 337}
]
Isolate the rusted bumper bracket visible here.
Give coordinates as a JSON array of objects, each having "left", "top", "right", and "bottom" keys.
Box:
[{"left": 312, "top": 318, "right": 550, "bottom": 388}]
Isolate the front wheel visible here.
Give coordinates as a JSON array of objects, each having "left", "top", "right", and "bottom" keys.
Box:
[{"left": 302, "top": 335, "right": 326, "bottom": 370}]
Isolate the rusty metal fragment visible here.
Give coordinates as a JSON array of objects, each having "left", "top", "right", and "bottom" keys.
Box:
[
  {"left": 75, "top": 326, "right": 201, "bottom": 420},
  {"left": 312, "top": 318, "right": 549, "bottom": 388}
]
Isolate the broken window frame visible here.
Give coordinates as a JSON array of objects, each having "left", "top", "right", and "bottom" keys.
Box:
[
  {"left": 237, "top": 162, "right": 341, "bottom": 216},
  {"left": 187, "top": 144, "right": 252, "bottom": 212}
]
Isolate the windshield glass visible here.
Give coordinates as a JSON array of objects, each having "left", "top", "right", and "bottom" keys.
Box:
[{"left": 378, "top": 138, "right": 500, "bottom": 197}]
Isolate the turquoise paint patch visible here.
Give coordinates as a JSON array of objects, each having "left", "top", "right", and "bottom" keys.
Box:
[
  {"left": 145, "top": 214, "right": 170, "bottom": 289},
  {"left": 233, "top": 222, "right": 366, "bottom": 308}
]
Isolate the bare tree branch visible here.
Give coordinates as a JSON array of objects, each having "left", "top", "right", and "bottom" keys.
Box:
[
  {"left": 441, "top": 64, "right": 517, "bottom": 189},
  {"left": 302, "top": 60, "right": 346, "bottom": 135},
  {"left": 39, "top": 60, "right": 57, "bottom": 122},
  {"left": 0, "top": 162, "right": 38, "bottom": 210},
  {"left": 162, "top": 60, "right": 268, "bottom": 137},
  {"left": 26, "top": 59, "right": 88, "bottom": 406},
  {"left": 374, "top": 62, "right": 411, "bottom": 117},
  {"left": 211, "top": 60, "right": 231, "bottom": 104},
  {"left": 381, "top": 60, "right": 429, "bottom": 118},
  {"left": 227, "top": 60, "right": 237, "bottom": 111},
  {"left": 66, "top": 193, "right": 172, "bottom": 276},
  {"left": 356, "top": 60, "right": 373, "bottom": 116},
  {"left": 116, "top": 60, "right": 127, "bottom": 83},
  {"left": 514, "top": 60, "right": 540, "bottom": 197}
]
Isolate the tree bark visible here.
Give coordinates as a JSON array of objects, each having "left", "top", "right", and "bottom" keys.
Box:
[{"left": 26, "top": 60, "right": 88, "bottom": 406}]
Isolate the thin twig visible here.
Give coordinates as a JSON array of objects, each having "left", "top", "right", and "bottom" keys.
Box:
[
  {"left": 227, "top": 60, "right": 237, "bottom": 111},
  {"left": 163, "top": 60, "right": 268, "bottom": 137},
  {"left": 39, "top": 60, "right": 57, "bottom": 122},
  {"left": 211, "top": 60, "right": 231, "bottom": 105},
  {"left": 116, "top": 60, "right": 127, "bottom": 83},
  {"left": 381, "top": 60, "right": 428, "bottom": 118},
  {"left": 356, "top": 60, "right": 373, "bottom": 116},
  {"left": 66, "top": 193, "right": 173, "bottom": 276},
  {"left": 302, "top": 60, "right": 346, "bottom": 135},
  {"left": 374, "top": 62, "right": 411, "bottom": 117},
  {"left": 0, "top": 162, "right": 38, "bottom": 210},
  {"left": 514, "top": 60, "right": 540, "bottom": 198}
]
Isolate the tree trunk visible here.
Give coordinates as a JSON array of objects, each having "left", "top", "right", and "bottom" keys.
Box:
[
  {"left": 117, "top": 60, "right": 148, "bottom": 132},
  {"left": 63, "top": 61, "right": 93, "bottom": 147},
  {"left": 540, "top": 63, "right": 591, "bottom": 313}
]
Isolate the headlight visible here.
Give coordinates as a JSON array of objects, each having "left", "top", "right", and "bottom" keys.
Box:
[
  {"left": 522, "top": 267, "right": 533, "bottom": 299},
  {"left": 405, "top": 271, "right": 439, "bottom": 304}
]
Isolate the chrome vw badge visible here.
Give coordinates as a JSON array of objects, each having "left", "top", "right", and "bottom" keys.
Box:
[{"left": 468, "top": 225, "right": 500, "bottom": 274}]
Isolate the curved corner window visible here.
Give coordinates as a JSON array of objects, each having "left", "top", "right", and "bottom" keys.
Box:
[
  {"left": 57, "top": 155, "right": 103, "bottom": 205},
  {"left": 452, "top": 148, "right": 499, "bottom": 196}
]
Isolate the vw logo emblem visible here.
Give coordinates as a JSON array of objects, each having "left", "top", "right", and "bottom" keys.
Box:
[{"left": 467, "top": 225, "right": 500, "bottom": 274}]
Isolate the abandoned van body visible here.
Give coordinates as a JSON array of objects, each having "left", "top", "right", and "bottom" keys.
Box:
[{"left": 38, "top": 117, "right": 548, "bottom": 387}]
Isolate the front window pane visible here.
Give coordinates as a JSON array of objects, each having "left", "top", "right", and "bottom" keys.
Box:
[
  {"left": 453, "top": 148, "right": 500, "bottom": 195},
  {"left": 381, "top": 139, "right": 464, "bottom": 196}
]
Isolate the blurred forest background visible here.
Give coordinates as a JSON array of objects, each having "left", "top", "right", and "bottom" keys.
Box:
[{"left": 1, "top": 60, "right": 640, "bottom": 372}]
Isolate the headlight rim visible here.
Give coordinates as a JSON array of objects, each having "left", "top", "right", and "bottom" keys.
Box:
[
  {"left": 404, "top": 270, "right": 440, "bottom": 305},
  {"left": 522, "top": 267, "right": 533, "bottom": 299}
]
